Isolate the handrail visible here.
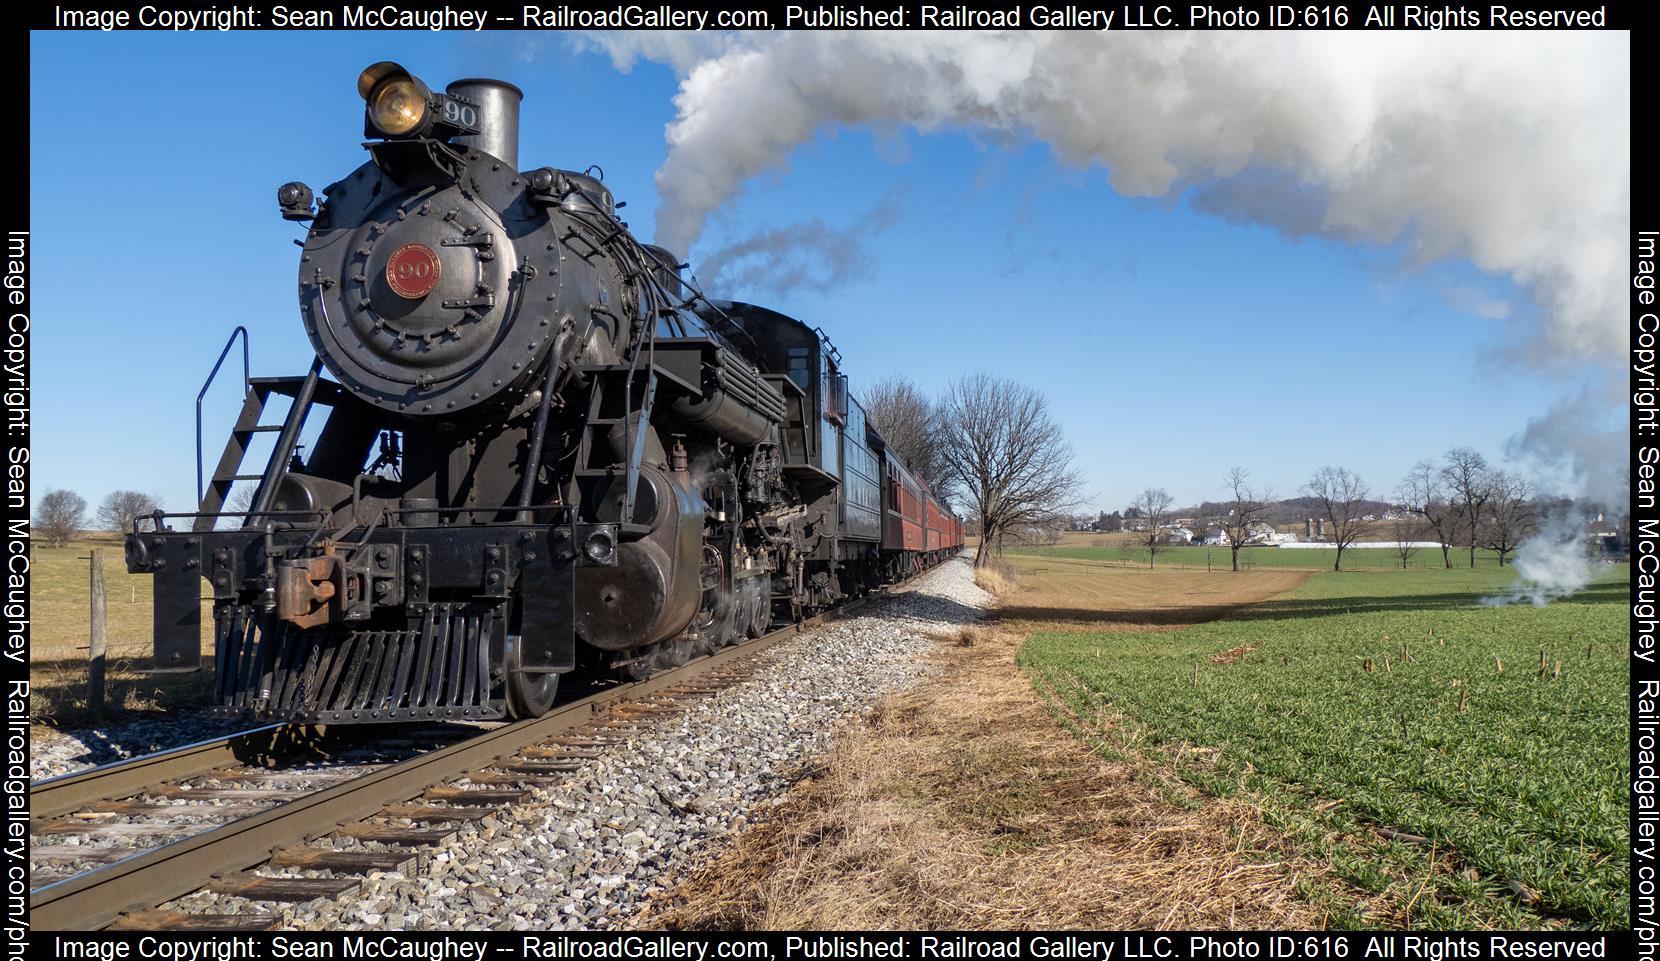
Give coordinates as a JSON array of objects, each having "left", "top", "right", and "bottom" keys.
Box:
[
  {"left": 195, "top": 326, "right": 250, "bottom": 508},
  {"left": 135, "top": 510, "right": 328, "bottom": 533},
  {"left": 141, "top": 503, "right": 575, "bottom": 532},
  {"left": 248, "top": 357, "right": 321, "bottom": 519}
]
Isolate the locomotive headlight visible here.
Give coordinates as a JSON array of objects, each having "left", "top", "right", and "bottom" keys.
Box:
[
  {"left": 358, "top": 61, "right": 432, "bottom": 138},
  {"left": 369, "top": 78, "right": 428, "bottom": 136}
]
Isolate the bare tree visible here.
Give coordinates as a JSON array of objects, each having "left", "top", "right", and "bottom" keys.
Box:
[
  {"left": 1441, "top": 447, "right": 1492, "bottom": 568},
  {"left": 1482, "top": 471, "right": 1537, "bottom": 567},
  {"left": 229, "top": 485, "right": 257, "bottom": 514},
  {"left": 1398, "top": 460, "right": 1457, "bottom": 569},
  {"left": 97, "top": 490, "right": 163, "bottom": 534},
  {"left": 862, "top": 375, "right": 946, "bottom": 493},
  {"left": 1219, "top": 467, "right": 1274, "bottom": 573},
  {"left": 938, "top": 373, "right": 1083, "bottom": 567},
  {"left": 215, "top": 485, "right": 259, "bottom": 531},
  {"left": 35, "top": 489, "right": 86, "bottom": 547},
  {"left": 1389, "top": 513, "right": 1424, "bottom": 569},
  {"left": 1130, "top": 487, "right": 1173, "bottom": 569},
  {"left": 1303, "top": 466, "right": 1369, "bottom": 572}
]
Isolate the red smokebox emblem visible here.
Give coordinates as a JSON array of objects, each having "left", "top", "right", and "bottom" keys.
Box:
[{"left": 386, "top": 243, "right": 441, "bottom": 299}]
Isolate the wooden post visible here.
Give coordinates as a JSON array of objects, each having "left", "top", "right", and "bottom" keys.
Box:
[{"left": 89, "top": 548, "right": 107, "bottom": 711}]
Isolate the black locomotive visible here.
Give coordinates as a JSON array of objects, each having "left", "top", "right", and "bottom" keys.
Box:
[{"left": 126, "top": 63, "right": 962, "bottom": 724}]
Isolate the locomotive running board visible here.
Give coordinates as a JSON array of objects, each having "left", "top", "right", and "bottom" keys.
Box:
[{"left": 210, "top": 603, "right": 507, "bottom": 724}]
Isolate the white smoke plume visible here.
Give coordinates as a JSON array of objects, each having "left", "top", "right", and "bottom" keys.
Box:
[
  {"left": 1488, "top": 391, "right": 1629, "bottom": 606},
  {"left": 595, "top": 31, "right": 1627, "bottom": 370},
  {"left": 1509, "top": 389, "right": 1631, "bottom": 510},
  {"left": 695, "top": 191, "right": 903, "bottom": 296},
  {"left": 1484, "top": 508, "right": 1603, "bottom": 608}
]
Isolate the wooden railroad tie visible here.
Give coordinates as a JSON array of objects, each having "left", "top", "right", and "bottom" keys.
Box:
[
  {"left": 423, "top": 787, "right": 527, "bottom": 804},
  {"left": 269, "top": 847, "right": 417, "bottom": 875},
  {"left": 335, "top": 824, "right": 458, "bottom": 845},
  {"left": 209, "top": 873, "right": 361, "bottom": 902},
  {"left": 84, "top": 800, "right": 273, "bottom": 818},
  {"left": 35, "top": 821, "right": 200, "bottom": 839},
  {"left": 29, "top": 846, "right": 146, "bottom": 865},
  {"left": 150, "top": 786, "right": 296, "bottom": 801},
  {"left": 378, "top": 803, "right": 495, "bottom": 823},
  {"left": 110, "top": 911, "right": 279, "bottom": 932}
]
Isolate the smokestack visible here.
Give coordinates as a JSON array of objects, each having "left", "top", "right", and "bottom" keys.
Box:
[{"left": 447, "top": 78, "right": 522, "bottom": 169}]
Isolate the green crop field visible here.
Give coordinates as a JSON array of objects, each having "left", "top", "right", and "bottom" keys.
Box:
[
  {"left": 1017, "top": 564, "right": 1630, "bottom": 929},
  {"left": 1009, "top": 542, "right": 1509, "bottom": 572}
]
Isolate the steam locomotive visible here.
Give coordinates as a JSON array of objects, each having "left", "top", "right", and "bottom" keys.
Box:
[{"left": 125, "top": 62, "right": 962, "bottom": 724}]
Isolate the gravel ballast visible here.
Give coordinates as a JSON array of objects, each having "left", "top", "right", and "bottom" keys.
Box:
[
  {"left": 156, "top": 557, "right": 989, "bottom": 929},
  {"left": 31, "top": 712, "right": 253, "bottom": 782}
]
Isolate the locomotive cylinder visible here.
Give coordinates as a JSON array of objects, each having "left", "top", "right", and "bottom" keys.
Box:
[{"left": 574, "top": 464, "right": 705, "bottom": 650}]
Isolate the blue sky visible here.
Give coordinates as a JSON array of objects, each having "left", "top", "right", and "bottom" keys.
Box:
[{"left": 28, "top": 31, "right": 1615, "bottom": 516}]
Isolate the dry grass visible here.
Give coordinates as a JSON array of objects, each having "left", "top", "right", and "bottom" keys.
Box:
[
  {"left": 995, "top": 553, "right": 1309, "bottom": 633},
  {"left": 31, "top": 653, "right": 219, "bottom": 726},
  {"left": 636, "top": 623, "right": 1326, "bottom": 930},
  {"left": 28, "top": 536, "right": 213, "bottom": 725},
  {"left": 633, "top": 553, "right": 1333, "bottom": 930},
  {"left": 972, "top": 560, "right": 1017, "bottom": 597}
]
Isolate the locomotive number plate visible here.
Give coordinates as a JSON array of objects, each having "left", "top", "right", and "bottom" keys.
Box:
[{"left": 386, "top": 243, "right": 441, "bottom": 299}]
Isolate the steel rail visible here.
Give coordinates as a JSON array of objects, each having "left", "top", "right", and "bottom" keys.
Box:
[
  {"left": 30, "top": 724, "right": 324, "bottom": 824},
  {"left": 30, "top": 593, "right": 877, "bottom": 931}
]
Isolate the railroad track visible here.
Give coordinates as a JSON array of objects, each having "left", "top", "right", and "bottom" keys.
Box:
[{"left": 29, "top": 591, "right": 887, "bottom": 931}]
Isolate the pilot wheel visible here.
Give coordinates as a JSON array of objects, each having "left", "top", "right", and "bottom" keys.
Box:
[{"left": 503, "top": 633, "right": 558, "bottom": 719}]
